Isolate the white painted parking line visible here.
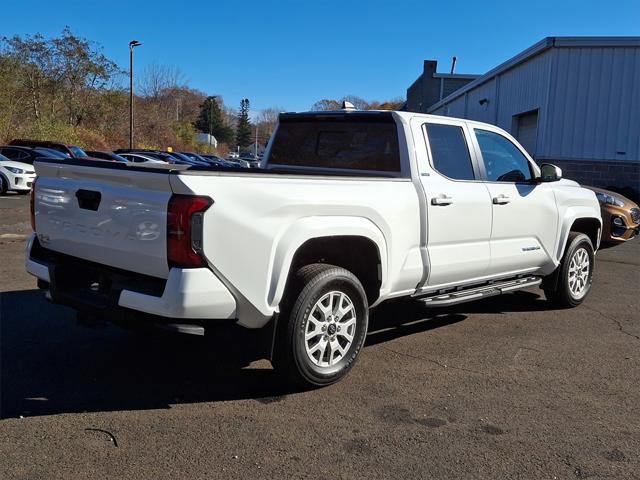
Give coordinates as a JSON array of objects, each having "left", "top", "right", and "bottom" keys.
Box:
[{"left": 0, "top": 233, "right": 28, "bottom": 239}]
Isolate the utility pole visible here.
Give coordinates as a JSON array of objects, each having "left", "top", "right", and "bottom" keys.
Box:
[
  {"left": 128, "top": 40, "right": 142, "bottom": 149},
  {"left": 255, "top": 125, "right": 259, "bottom": 159}
]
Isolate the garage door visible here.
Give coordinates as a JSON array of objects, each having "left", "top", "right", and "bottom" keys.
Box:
[{"left": 515, "top": 110, "right": 538, "bottom": 157}]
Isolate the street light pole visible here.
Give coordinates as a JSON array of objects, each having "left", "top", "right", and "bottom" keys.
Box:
[{"left": 129, "top": 40, "right": 142, "bottom": 150}]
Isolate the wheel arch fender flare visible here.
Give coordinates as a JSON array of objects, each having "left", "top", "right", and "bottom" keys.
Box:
[
  {"left": 266, "top": 216, "right": 388, "bottom": 310},
  {"left": 555, "top": 208, "right": 602, "bottom": 262}
]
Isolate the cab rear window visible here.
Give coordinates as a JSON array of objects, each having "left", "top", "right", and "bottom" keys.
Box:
[{"left": 269, "top": 116, "right": 401, "bottom": 173}]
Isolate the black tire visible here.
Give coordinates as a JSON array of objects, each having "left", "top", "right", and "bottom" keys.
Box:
[
  {"left": 544, "top": 232, "right": 595, "bottom": 308},
  {"left": 0, "top": 176, "right": 7, "bottom": 195},
  {"left": 273, "top": 263, "right": 369, "bottom": 388}
]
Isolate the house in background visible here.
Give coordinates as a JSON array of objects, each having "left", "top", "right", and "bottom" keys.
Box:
[
  {"left": 421, "top": 37, "right": 640, "bottom": 196},
  {"left": 196, "top": 132, "right": 218, "bottom": 149},
  {"left": 405, "top": 60, "right": 479, "bottom": 113}
]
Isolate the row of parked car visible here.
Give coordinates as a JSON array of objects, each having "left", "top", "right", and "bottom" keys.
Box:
[
  {"left": 0, "top": 137, "right": 637, "bottom": 246},
  {"left": 0, "top": 138, "right": 262, "bottom": 195}
]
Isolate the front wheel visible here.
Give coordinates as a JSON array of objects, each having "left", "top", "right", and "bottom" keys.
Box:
[
  {"left": 544, "top": 232, "right": 595, "bottom": 308},
  {"left": 273, "top": 264, "right": 369, "bottom": 388}
]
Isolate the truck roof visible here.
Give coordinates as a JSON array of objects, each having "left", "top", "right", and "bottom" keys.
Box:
[{"left": 279, "top": 109, "right": 488, "bottom": 127}]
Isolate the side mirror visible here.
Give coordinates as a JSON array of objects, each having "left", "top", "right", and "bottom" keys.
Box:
[{"left": 539, "top": 163, "right": 562, "bottom": 182}]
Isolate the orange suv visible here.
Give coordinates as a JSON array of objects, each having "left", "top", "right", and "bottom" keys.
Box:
[{"left": 586, "top": 186, "right": 639, "bottom": 246}]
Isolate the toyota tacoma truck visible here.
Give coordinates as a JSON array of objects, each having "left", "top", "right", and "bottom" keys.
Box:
[{"left": 26, "top": 109, "right": 602, "bottom": 387}]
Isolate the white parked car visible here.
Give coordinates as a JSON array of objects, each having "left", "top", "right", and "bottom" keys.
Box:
[
  {"left": 26, "top": 109, "right": 602, "bottom": 387},
  {"left": 0, "top": 155, "right": 36, "bottom": 194}
]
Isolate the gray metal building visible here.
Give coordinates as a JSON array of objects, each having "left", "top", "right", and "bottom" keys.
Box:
[{"left": 424, "top": 37, "right": 640, "bottom": 195}]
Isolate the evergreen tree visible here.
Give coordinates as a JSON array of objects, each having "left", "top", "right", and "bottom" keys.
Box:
[
  {"left": 235, "top": 98, "right": 252, "bottom": 148},
  {"left": 195, "top": 96, "right": 234, "bottom": 144}
]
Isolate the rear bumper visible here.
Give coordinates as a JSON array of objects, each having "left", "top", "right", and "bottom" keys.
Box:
[
  {"left": 25, "top": 234, "right": 237, "bottom": 320},
  {"left": 119, "top": 268, "right": 236, "bottom": 319}
]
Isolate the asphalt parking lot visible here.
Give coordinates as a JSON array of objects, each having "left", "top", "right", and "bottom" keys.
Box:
[{"left": 1, "top": 192, "right": 639, "bottom": 479}]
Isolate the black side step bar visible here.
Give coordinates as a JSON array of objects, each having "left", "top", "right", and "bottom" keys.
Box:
[{"left": 419, "top": 276, "right": 542, "bottom": 307}]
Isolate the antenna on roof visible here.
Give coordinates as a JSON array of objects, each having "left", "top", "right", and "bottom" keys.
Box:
[
  {"left": 450, "top": 56, "right": 457, "bottom": 74},
  {"left": 342, "top": 101, "right": 356, "bottom": 110}
]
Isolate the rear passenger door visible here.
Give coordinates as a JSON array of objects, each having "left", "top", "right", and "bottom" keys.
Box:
[
  {"left": 413, "top": 118, "right": 493, "bottom": 289},
  {"left": 470, "top": 127, "right": 558, "bottom": 276}
]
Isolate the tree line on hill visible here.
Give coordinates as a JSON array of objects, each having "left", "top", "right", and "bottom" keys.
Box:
[{"left": 0, "top": 28, "right": 403, "bottom": 154}]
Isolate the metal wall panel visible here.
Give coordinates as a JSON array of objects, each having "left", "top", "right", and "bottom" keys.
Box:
[
  {"left": 466, "top": 78, "right": 498, "bottom": 124},
  {"left": 544, "top": 47, "right": 640, "bottom": 162},
  {"left": 428, "top": 43, "right": 640, "bottom": 163},
  {"left": 442, "top": 96, "right": 466, "bottom": 117},
  {"left": 494, "top": 50, "right": 552, "bottom": 137}
]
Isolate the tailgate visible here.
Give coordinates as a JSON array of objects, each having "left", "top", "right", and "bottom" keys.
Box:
[{"left": 33, "top": 160, "right": 174, "bottom": 279}]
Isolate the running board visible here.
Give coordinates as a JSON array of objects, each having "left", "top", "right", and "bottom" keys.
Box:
[{"left": 419, "top": 276, "right": 542, "bottom": 307}]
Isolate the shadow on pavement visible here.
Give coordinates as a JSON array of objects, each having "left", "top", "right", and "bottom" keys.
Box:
[{"left": 0, "top": 288, "right": 547, "bottom": 419}]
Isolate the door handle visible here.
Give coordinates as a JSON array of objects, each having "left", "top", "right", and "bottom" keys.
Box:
[
  {"left": 492, "top": 195, "right": 511, "bottom": 205},
  {"left": 431, "top": 195, "right": 454, "bottom": 206}
]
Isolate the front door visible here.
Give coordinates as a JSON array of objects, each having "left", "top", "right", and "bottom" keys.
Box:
[{"left": 471, "top": 127, "right": 558, "bottom": 276}]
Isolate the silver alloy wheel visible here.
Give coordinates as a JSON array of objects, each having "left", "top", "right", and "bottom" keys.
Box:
[
  {"left": 304, "top": 290, "right": 357, "bottom": 367},
  {"left": 568, "top": 247, "right": 590, "bottom": 299}
]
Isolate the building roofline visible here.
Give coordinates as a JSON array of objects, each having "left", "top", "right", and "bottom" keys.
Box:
[
  {"left": 433, "top": 73, "right": 480, "bottom": 79},
  {"left": 427, "top": 36, "right": 640, "bottom": 112}
]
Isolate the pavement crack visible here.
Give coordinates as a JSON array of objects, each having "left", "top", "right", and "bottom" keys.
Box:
[
  {"left": 378, "top": 344, "right": 487, "bottom": 376},
  {"left": 595, "top": 258, "right": 640, "bottom": 267},
  {"left": 584, "top": 305, "right": 640, "bottom": 341}
]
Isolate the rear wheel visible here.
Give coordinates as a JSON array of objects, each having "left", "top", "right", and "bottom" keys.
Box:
[
  {"left": 544, "top": 232, "right": 595, "bottom": 308},
  {"left": 273, "top": 263, "right": 369, "bottom": 388}
]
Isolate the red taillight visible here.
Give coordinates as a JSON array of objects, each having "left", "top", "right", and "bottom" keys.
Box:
[
  {"left": 167, "top": 194, "right": 213, "bottom": 268},
  {"left": 30, "top": 177, "right": 38, "bottom": 231}
]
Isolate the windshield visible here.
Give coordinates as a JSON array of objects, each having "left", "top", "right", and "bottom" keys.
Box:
[{"left": 69, "top": 145, "right": 88, "bottom": 157}]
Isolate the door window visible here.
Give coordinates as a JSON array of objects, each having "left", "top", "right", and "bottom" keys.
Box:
[
  {"left": 1, "top": 148, "right": 29, "bottom": 161},
  {"left": 475, "top": 129, "right": 533, "bottom": 182},
  {"left": 424, "top": 124, "right": 475, "bottom": 180}
]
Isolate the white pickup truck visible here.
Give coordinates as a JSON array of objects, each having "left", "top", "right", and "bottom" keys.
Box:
[{"left": 26, "top": 109, "right": 602, "bottom": 387}]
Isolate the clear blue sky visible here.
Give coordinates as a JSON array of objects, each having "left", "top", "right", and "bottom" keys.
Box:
[{"left": 5, "top": 0, "right": 640, "bottom": 113}]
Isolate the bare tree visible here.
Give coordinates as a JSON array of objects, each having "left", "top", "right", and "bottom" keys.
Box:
[
  {"left": 341, "top": 95, "right": 369, "bottom": 110},
  {"left": 139, "top": 63, "right": 184, "bottom": 99},
  {"left": 311, "top": 99, "right": 341, "bottom": 111},
  {"left": 256, "top": 106, "right": 284, "bottom": 140}
]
